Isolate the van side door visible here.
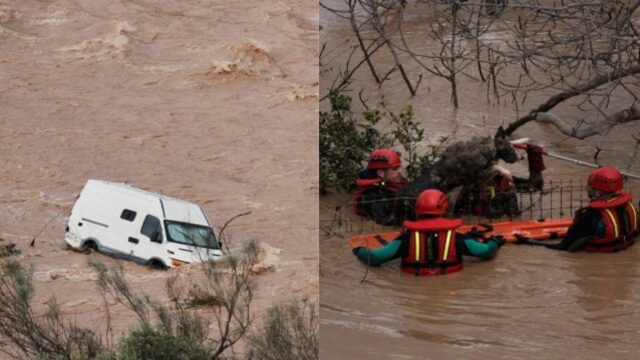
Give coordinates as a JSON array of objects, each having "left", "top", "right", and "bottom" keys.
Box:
[{"left": 117, "top": 207, "right": 147, "bottom": 257}]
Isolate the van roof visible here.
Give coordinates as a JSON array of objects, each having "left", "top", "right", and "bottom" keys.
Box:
[{"left": 85, "top": 179, "right": 211, "bottom": 226}]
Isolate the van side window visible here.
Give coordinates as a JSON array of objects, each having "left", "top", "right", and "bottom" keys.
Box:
[
  {"left": 120, "top": 209, "right": 137, "bottom": 221},
  {"left": 141, "top": 215, "right": 162, "bottom": 243}
]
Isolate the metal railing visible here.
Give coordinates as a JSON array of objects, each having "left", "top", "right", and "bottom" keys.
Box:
[{"left": 320, "top": 178, "right": 637, "bottom": 238}]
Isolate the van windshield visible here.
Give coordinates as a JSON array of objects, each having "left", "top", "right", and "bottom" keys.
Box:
[{"left": 164, "top": 221, "right": 219, "bottom": 249}]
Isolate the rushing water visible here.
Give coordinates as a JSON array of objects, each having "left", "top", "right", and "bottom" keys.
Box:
[{"left": 320, "top": 2, "right": 640, "bottom": 359}]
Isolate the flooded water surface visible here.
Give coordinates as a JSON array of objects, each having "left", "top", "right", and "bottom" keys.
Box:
[{"left": 321, "top": 214, "right": 640, "bottom": 359}]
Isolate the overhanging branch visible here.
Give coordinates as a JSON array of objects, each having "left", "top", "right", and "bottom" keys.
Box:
[
  {"left": 504, "top": 63, "right": 640, "bottom": 135},
  {"left": 535, "top": 101, "right": 640, "bottom": 139}
]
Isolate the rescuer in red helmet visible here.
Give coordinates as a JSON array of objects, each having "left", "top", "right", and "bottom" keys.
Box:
[
  {"left": 515, "top": 166, "right": 639, "bottom": 252},
  {"left": 353, "top": 149, "right": 407, "bottom": 226},
  {"left": 353, "top": 189, "right": 505, "bottom": 275}
]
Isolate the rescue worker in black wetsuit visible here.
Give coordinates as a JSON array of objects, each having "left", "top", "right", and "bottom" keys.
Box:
[
  {"left": 353, "top": 149, "right": 407, "bottom": 226},
  {"left": 515, "top": 166, "right": 639, "bottom": 252},
  {"left": 352, "top": 189, "right": 505, "bottom": 276}
]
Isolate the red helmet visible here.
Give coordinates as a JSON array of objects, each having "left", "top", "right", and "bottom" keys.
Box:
[
  {"left": 367, "top": 149, "right": 401, "bottom": 170},
  {"left": 415, "top": 189, "right": 449, "bottom": 216},
  {"left": 588, "top": 166, "right": 623, "bottom": 193}
]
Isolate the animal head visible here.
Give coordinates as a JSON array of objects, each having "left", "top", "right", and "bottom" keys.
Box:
[{"left": 494, "top": 126, "right": 518, "bottom": 163}]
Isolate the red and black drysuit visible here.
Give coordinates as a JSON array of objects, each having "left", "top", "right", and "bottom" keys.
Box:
[
  {"left": 353, "top": 169, "right": 405, "bottom": 226},
  {"left": 517, "top": 192, "right": 639, "bottom": 252}
]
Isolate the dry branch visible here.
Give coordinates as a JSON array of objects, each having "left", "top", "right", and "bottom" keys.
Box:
[{"left": 535, "top": 101, "right": 640, "bottom": 139}]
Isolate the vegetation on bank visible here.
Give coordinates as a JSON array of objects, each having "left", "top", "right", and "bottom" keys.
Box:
[{"left": 0, "top": 239, "right": 318, "bottom": 360}]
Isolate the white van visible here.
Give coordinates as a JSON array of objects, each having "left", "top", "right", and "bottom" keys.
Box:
[{"left": 65, "top": 179, "right": 222, "bottom": 268}]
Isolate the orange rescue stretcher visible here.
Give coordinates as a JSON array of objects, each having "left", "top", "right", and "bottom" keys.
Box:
[{"left": 348, "top": 217, "right": 574, "bottom": 250}]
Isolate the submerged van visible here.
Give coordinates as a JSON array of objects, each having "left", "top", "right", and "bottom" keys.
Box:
[{"left": 65, "top": 179, "right": 222, "bottom": 268}]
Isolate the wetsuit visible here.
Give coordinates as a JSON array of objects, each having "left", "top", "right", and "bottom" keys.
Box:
[
  {"left": 353, "top": 232, "right": 501, "bottom": 266},
  {"left": 536, "top": 208, "right": 603, "bottom": 251},
  {"left": 518, "top": 194, "right": 638, "bottom": 252},
  {"left": 353, "top": 169, "right": 405, "bottom": 226}
]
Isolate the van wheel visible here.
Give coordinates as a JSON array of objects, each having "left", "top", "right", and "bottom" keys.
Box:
[
  {"left": 148, "top": 259, "right": 167, "bottom": 270},
  {"left": 82, "top": 241, "right": 98, "bottom": 253}
]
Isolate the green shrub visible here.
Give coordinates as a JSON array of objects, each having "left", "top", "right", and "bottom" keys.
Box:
[
  {"left": 247, "top": 301, "right": 318, "bottom": 360},
  {"left": 319, "top": 89, "right": 391, "bottom": 194},
  {"left": 117, "top": 327, "right": 210, "bottom": 360}
]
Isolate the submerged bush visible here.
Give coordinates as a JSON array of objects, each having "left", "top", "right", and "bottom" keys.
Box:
[{"left": 184, "top": 284, "right": 222, "bottom": 308}]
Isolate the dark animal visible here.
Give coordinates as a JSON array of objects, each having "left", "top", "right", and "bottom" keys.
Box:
[{"left": 396, "top": 126, "right": 518, "bottom": 220}]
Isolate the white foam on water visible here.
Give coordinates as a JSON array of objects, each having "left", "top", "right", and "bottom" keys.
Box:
[
  {"left": 58, "top": 21, "right": 137, "bottom": 60},
  {"left": 204, "top": 38, "right": 284, "bottom": 80}
]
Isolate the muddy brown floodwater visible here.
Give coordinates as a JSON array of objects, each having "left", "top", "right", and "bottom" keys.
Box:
[
  {"left": 0, "top": 0, "right": 317, "bottom": 355},
  {"left": 320, "top": 2, "right": 640, "bottom": 359}
]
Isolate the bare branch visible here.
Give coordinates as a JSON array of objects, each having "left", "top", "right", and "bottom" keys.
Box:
[
  {"left": 504, "top": 63, "right": 640, "bottom": 135},
  {"left": 535, "top": 101, "right": 640, "bottom": 139},
  {"left": 217, "top": 211, "right": 252, "bottom": 249}
]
